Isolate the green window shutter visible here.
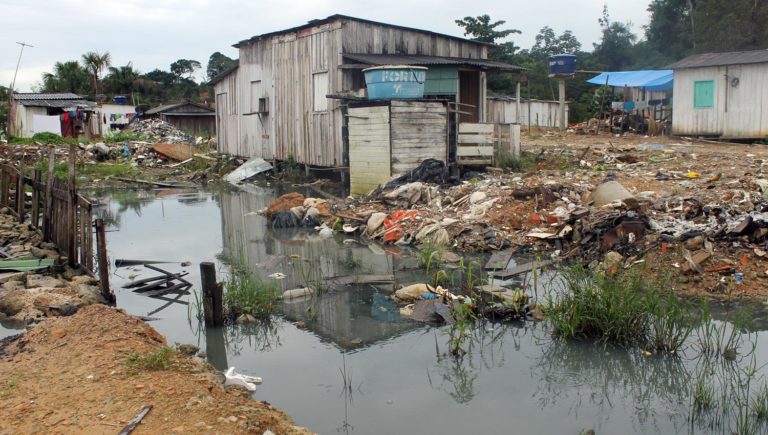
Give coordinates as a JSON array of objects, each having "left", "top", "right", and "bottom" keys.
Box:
[
  {"left": 424, "top": 67, "right": 458, "bottom": 96},
  {"left": 694, "top": 80, "right": 714, "bottom": 108}
]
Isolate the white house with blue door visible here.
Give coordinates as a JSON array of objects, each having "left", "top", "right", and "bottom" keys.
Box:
[{"left": 669, "top": 49, "right": 768, "bottom": 139}]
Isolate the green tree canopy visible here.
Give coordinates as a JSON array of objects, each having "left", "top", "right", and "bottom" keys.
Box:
[
  {"left": 206, "top": 52, "right": 237, "bottom": 81},
  {"left": 39, "top": 61, "right": 89, "bottom": 94},
  {"left": 170, "top": 59, "right": 201, "bottom": 82},
  {"left": 104, "top": 63, "right": 140, "bottom": 95},
  {"left": 592, "top": 6, "right": 638, "bottom": 71}
]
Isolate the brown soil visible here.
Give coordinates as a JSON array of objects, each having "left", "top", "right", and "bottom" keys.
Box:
[{"left": 0, "top": 305, "right": 311, "bottom": 434}]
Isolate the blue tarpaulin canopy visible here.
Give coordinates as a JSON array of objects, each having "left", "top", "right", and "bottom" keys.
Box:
[{"left": 587, "top": 70, "right": 673, "bottom": 91}]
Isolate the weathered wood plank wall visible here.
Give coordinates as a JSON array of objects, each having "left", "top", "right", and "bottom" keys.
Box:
[
  {"left": 673, "top": 63, "right": 768, "bottom": 138},
  {"left": 390, "top": 101, "right": 447, "bottom": 176},
  {"left": 348, "top": 105, "right": 391, "bottom": 195}
]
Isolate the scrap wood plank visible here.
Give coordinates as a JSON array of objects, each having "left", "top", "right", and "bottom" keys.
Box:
[
  {"left": 492, "top": 260, "right": 553, "bottom": 279},
  {"left": 118, "top": 404, "right": 152, "bottom": 435},
  {"left": 484, "top": 250, "right": 513, "bottom": 270},
  {"left": 326, "top": 274, "right": 395, "bottom": 286},
  {"left": 123, "top": 272, "right": 189, "bottom": 288},
  {"left": 0, "top": 258, "right": 54, "bottom": 272}
]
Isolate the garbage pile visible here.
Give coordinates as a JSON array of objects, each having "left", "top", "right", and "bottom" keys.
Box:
[
  {"left": 128, "top": 119, "right": 188, "bottom": 143},
  {"left": 263, "top": 135, "right": 768, "bottom": 299}
]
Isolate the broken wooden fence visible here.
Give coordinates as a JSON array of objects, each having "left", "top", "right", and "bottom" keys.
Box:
[{"left": 0, "top": 144, "right": 113, "bottom": 302}]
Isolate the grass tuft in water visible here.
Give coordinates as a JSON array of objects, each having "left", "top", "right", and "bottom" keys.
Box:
[
  {"left": 545, "top": 265, "right": 695, "bottom": 352},
  {"left": 224, "top": 259, "right": 280, "bottom": 319},
  {"left": 693, "top": 375, "right": 717, "bottom": 412},
  {"left": 417, "top": 239, "right": 444, "bottom": 275}
]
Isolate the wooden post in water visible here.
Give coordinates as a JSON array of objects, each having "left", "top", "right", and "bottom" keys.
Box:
[
  {"left": 67, "top": 144, "right": 77, "bottom": 267},
  {"left": 94, "top": 218, "right": 114, "bottom": 304},
  {"left": 31, "top": 169, "right": 41, "bottom": 229},
  {"left": 16, "top": 163, "right": 25, "bottom": 223},
  {"left": 200, "top": 262, "right": 223, "bottom": 326},
  {"left": 1, "top": 167, "right": 9, "bottom": 207},
  {"left": 44, "top": 147, "right": 55, "bottom": 241}
]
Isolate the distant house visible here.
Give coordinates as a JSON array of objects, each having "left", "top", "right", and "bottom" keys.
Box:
[
  {"left": 669, "top": 49, "right": 768, "bottom": 139},
  {"left": 211, "top": 14, "right": 525, "bottom": 190},
  {"left": 143, "top": 102, "right": 216, "bottom": 137},
  {"left": 9, "top": 93, "right": 98, "bottom": 138}
]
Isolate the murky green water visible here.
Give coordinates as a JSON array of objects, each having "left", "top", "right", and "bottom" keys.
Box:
[{"left": 7, "top": 186, "right": 768, "bottom": 434}]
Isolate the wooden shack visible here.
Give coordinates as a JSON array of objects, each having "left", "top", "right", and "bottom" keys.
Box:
[
  {"left": 143, "top": 102, "right": 216, "bottom": 137},
  {"left": 211, "top": 14, "right": 525, "bottom": 179},
  {"left": 669, "top": 49, "right": 768, "bottom": 139}
]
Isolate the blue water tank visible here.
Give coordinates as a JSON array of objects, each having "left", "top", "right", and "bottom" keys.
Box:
[
  {"left": 363, "top": 66, "right": 427, "bottom": 99},
  {"left": 113, "top": 95, "right": 128, "bottom": 105},
  {"left": 548, "top": 55, "right": 577, "bottom": 76}
]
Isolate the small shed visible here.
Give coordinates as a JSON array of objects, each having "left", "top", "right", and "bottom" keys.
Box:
[
  {"left": 668, "top": 49, "right": 768, "bottom": 139},
  {"left": 9, "top": 93, "right": 98, "bottom": 138},
  {"left": 143, "top": 102, "right": 216, "bottom": 137}
]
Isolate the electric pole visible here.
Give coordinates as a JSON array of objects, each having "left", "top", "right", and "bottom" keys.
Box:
[{"left": 10, "top": 41, "right": 34, "bottom": 91}]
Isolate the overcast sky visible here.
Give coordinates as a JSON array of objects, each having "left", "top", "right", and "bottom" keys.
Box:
[{"left": 0, "top": 0, "right": 652, "bottom": 92}]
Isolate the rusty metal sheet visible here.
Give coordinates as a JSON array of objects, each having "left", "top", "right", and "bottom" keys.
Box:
[{"left": 152, "top": 143, "right": 193, "bottom": 161}]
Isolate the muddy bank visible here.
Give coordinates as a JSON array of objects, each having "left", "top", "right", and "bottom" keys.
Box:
[{"left": 0, "top": 304, "right": 310, "bottom": 434}]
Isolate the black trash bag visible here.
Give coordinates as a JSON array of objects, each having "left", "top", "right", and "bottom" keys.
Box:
[
  {"left": 272, "top": 211, "right": 300, "bottom": 229},
  {"left": 384, "top": 159, "right": 450, "bottom": 188},
  {"left": 301, "top": 215, "right": 321, "bottom": 228}
]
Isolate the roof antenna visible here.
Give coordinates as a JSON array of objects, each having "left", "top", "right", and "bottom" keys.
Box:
[{"left": 10, "top": 41, "right": 34, "bottom": 92}]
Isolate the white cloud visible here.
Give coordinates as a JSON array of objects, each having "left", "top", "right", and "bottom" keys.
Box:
[{"left": 0, "top": 0, "right": 651, "bottom": 92}]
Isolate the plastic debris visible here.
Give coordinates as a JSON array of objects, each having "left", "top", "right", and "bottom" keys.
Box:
[{"left": 223, "top": 367, "right": 262, "bottom": 392}]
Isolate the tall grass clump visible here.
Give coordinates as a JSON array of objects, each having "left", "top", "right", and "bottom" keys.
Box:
[
  {"left": 545, "top": 265, "right": 695, "bottom": 351},
  {"left": 417, "top": 239, "right": 444, "bottom": 275},
  {"left": 224, "top": 260, "right": 280, "bottom": 319},
  {"left": 495, "top": 150, "right": 537, "bottom": 173}
]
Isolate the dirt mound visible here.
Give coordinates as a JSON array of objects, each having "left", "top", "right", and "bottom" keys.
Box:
[{"left": 0, "top": 305, "right": 310, "bottom": 434}]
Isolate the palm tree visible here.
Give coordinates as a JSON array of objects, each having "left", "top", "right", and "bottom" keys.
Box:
[
  {"left": 81, "top": 51, "right": 112, "bottom": 96},
  {"left": 104, "top": 63, "right": 140, "bottom": 94},
  {"left": 40, "top": 61, "right": 89, "bottom": 93}
]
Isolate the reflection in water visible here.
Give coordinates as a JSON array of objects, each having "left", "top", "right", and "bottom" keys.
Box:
[
  {"left": 224, "top": 320, "right": 283, "bottom": 356},
  {"left": 428, "top": 323, "right": 527, "bottom": 404},
  {"left": 90, "top": 186, "right": 768, "bottom": 434},
  {"left": 533, "top": 338, "right": 691, "bottom": 433}
]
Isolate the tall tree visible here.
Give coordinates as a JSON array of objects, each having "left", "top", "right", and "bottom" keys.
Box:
[
  {"left": 170, "top": 59, "right": 201, "bottom": 82},
  {"left": 455, "top": 15, "right": 520, "bottom": 44},
  {"left": 206, "top": 52, "right": 237, "bottom": 81},
  {"left": 592, "top": 6, "right": 638, "bottom": 70},
  {"left": 40, "top": 61, "right": 89, "bottom": 93},
  {"left": 81, "top": 51, "right": 112, "bottom": 96},
  {"left": 104, "top": 63, "right": 140, "bottom": 94},
  {"left": 531, "top": 26, "right": 582, "bottom": 58}
]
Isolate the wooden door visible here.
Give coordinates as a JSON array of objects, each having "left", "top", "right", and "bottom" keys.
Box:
[{"left": 459, "top": 71, "right": 480, "bottom": 123}]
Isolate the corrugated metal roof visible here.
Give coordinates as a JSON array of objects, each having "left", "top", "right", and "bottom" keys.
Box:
[
  {"left": 12, "top": 93, "right": 96, "bottom": 109},
  {"left": 343, "top": 53, "right": 524, "bottom": 72},
  {"left": 668, "top": 49, "right": 768, "bottom": 69},
  {"left": 145, "top": 102, "right": 214, "bottom": 115},
  {"left": 13, "top": 92, "right": 83, "bottom": 101},
  {"left": 235, "top": 15, "right": 492, "bottom": 48}
]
